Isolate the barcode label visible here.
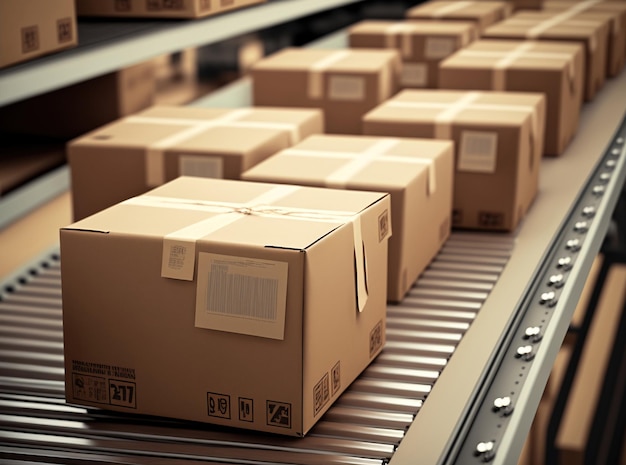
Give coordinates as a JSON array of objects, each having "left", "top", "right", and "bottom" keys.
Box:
[
  {"left": 458, "top": 131, "right": 498, "bottom": 173},
  {"left": 179, "top": 154, "right": 223, "bottom": 179},
  {"left": 400, "top": 62, "right": 428, "bottom": 87},
  {"left": 328, "top": 76, "right": 365, "bottom": 101},
  {"left": 195, "top": 253, "right": 289, "bottom": 339},
  {"left": 424, "top": 37, "right": 455, "bottom": 59},
  {"left": 206, "top": 263, "right": 278, "bottom": 320}
]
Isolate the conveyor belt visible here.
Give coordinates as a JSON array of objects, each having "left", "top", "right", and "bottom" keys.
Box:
[{"left": 0, "top": 231, "right": 513, "bottom": 465}]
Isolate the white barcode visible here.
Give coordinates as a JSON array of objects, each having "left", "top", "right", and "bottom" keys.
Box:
[{"left": 206, "top": 264, "right": 278, "bottom": 321}]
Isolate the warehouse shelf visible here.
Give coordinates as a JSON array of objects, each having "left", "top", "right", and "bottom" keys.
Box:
[{"left": 0, "top": 0, "right": 366, "bottom": 107}]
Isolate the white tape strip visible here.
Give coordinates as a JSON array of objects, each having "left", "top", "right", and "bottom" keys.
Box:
[
  {"left": 122, "top": 185, "right": 371, "bottom": 310},
  {"left": 434, "top": 92, "right": 482, "bottom": 140},
  {"left": 429, "top": 1, "right": 474, "bottom": 18},
  {"left": 385, "top": 23, "right": 415, "bottom": 58},
  {"left": 308, "top": 50, "right": 351, "bottom": 100},
  {"left": 124, "top": 110, "right": 302, "bottom": 186}
]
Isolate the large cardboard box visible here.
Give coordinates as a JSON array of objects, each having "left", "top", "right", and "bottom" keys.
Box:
[
  {"left": 0, "top": 0, "right": 77, "bottom": 69},
  {"left": 362, "top": 89, "right": 546, "bottom": 232},
  {"left": 0, "top": 60, "right": 156, "bottom": 140},
  {"left": 348, "top": 20, "right": 478, "bottom": 89},
  {"left": 68, "top": 105, "right": 324, "bottom": 220},
  {"left": 438, "top": 39, "right": 585, "bottom": 156},
  {"left": 482, "top": 11, "right": 611, "bottom": 101},
  {"left": 242, "top": 134, "right": 454, "bottom": 302},
  {"left": 542, "top": 1, "right": 626, "bottom": 77},
  {"left": 61, "top": 176, "right": 391, "bottom": 436},
  {"left": 76, "top": 0, "right": 266, "bottom": 18},
  {"left": 406, "top": 1, "right": 512, "bottom": 34},
  {"left": 250, "top": 48, "right": 401, "bottom": 134}
]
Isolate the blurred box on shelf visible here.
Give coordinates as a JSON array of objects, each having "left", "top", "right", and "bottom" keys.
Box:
[
  {"left": 0, "top": 0, "right": 77, "bottom": 69},
  {"left": 362, "top": 89, "right": 546, "bottom": 232},
  {"left": 482, "top": 10, "right": 611, "bottom": 101},
  {"left": 68, "top": 105, "right": 323, "bottom": 221},
  {"left": 438, "top": 39, "right": 584, "bottom": 156},
  {"left": 405, "top": 1, "right": 512, "bottom": 35},
  {"left": 61, "top": 176, "right": 391, "bottom": 436},
  {"left": 242, "top": 134, "right": 454, "bottom": 302},
  {"left": 348, "top": 20, "right": 478, "bottom": 89},
  {"left": 250, "top": 47, "right": 401, "bottom": 134},
  {"left": 541, "top": 1, "right": 626, "bottom": 77},
  {"left": 0, "top": 61, "right": 156, "bottom": 140},
  {"left": 76, "top": 0, "right": 266, "bottom": 19}
]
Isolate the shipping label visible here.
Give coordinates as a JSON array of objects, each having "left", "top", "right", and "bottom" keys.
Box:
[
  {"left": 328, "top": 76, "right": 365, "bottom": 101},
  {"left": 458, "top": 131, "right": 498, "bottom": 173},
  {"left": 179, "top": 154, "right": 224, "bottom": 179},
  {"left": 71, "top": 360, "right": 137, "bottom": 408},
  {"left": 400, "top": 63, "right": 428, "bottom": 87}
]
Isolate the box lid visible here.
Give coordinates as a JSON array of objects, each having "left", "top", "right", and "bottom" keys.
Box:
[
  {"left": 242, "top": 134, "right": 450, "bottom": 195},
  {"left": 349, "top": 19, "right": 477, "bottom": 37},
  {"left": 251, "top": 47, "right": 400, "bottom": 73},
  {"left": 406, "top": 1, "right": 510, "bottom": 19}
]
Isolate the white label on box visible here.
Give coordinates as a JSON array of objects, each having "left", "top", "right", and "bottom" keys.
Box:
[
  {"left": 458, "top": 131, "right": 498, "bottom": 173},
  {"left": 179, "top": 154, "right": 224, "bottom": 179},
  {"left": 400, "top": 63, "right": 428, "bottom": 87},
  {"left": 328, "top": 76, "right": 365, "bottom": 101},
  {"left": 195, "top": 253, "right": 289, "bottom": 340},
  {"left": 424, "top": 37, "right": 455, "bottom": 59}
]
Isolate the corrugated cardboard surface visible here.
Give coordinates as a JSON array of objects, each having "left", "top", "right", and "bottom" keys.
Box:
[
  {"left": 348, "top": 20, "right": 478, "bottom": 88},
  {"left": 76, "top": 0, "right": 266, "bottom": 18},
  {"left": 542, "top": 1, "right": 626, "bottom": 77},
  {"left": 61, "top": 176, "right": 391, "bottom": 436},
  {"left": 439, "top": 39, "right": 584, "bottom": 155},
  {"left": 242, "top": 134, "right": 454, "bottom": 302},
  {"left": 251, "top": 48, "right": 401, "bottom": 134},
  {"left": 405, "top": 1, "right": 512, "bottom": 34},
  {"left": 0, "top": 0, "right": 77, "bottom": 69},
  {"left": 362, "top": 89, "right": 546, "bottom": 232},
  {"left": 482, "top": 11, "right": 611, "bottom": 101},
  {"left": 67, "top": 105, "right": 324, "bottom": 220}
]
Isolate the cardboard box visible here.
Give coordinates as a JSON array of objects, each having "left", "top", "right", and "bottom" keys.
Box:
[
  {"left": 405, "top": 1, "right": 512, "bottom": 34},
  {"left": 482, "top": 11, "right": 611, "bottom": 101},
  {"left": 76, "top": 0, "right": 266, "bottom": 19},
  {"left": 470, "top": 0, "right": 544, "bottom": 11},
  {"left": 242, "top": 134, "right": 454, "bottom": 302},
  {"left": 362, "top": 89, "right": 546, "bottom": 232},
  {"left": 348, "top": 20, "right": 478, "bottom": 88},
  {"left": 0, "top": 0, "right": 77, "bottom": 69},
  {"left": 0, "top": 60, "right": 156, "bottom": 140},
  {"left": 438, "top": 39, "right": 585, "bottom": 156},
  {"left": 68, "top": 105, "right": 324, "bottom": 220},
  {"left": 542, "top": 1, "right": 626, "bottom": 77},
  {"left": 61, "top": 176, "right": 391, "bottom": 436},
  {"left": 250, "top": 47, "right": 401, "bottom": 134}
]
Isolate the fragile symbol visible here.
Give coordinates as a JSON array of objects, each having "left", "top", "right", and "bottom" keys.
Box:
[
  {"left": 267, "top": 401, "right": 291, "bottom": 428},
  {"left": 239, "top": 397, "right": 253, "bottom": 422},
  {"left": 207, "top": 392, "right": 231, "bottom": 419},
  {"left": 331, "top": 362, "right": 341, "bottom": 396}
]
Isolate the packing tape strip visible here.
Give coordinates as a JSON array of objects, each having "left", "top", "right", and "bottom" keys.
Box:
[
  {"left": 455, "top": 46, "right": 577, "bottom": 91},
  {"left": 384, "top": 23, "right": 416, "bottom": 59},
  {"left": 308, "top": 50, "right": 352, "bottom": 100},
  {"left": 123, "top": 108, "right": 302, "bottom": 187},
  {"left": 282, "top": 139, "right": 437, "bottom": 195},
  {"left": 122, "top": 185, "right": 372, "bottom": 311},
  {"left": 429, "top": 1, "right": 474, "bottom": 18},
  {"left": 385, "top": 96, "right": 541, "bottom": 152},
  {"left": 124, "top": 110, "right": 302, "bottom": 187}
]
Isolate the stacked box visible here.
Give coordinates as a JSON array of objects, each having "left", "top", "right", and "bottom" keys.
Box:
[
  {"left": 470, "top": 0, "right": 544, "bottom": 11},
  {"left": 362, "top": 89, "right": 546, "bottom": 232},
  {"left": 76, "top": 0, "right": 266, "bottom": 18},
  {"left": 61, "top": 176, "right": 391, "bottom": 436},
  {"left": 0, "top": 60, "right": 156, "bottom": 139},
  {"left": 242, "top": 134, "right": 454, "bottom": 302},
  {"left": 348, "top": 20, "right": 478, "bottom": 89},
  {"left": 542, "top": 0, "right": 626, "bottom": 77},
  {"left": 68, "top": 105, "right": 324, "bottom": 220},
  {"left": 439, "top": 39, "right": 585, "bottom": 155},
  {"left": 482, "top": 11, "right": 611, "bottom": 101},
  {"left": 250, "top": 48, "right": 401, "bottom": 134},
  {"left": 0, "top": 0, "right": 77, "bottom": 69},
  {"left": 406, "top": 1, "right": 512, "bottom": 34}
]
